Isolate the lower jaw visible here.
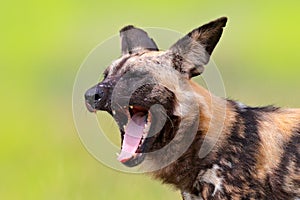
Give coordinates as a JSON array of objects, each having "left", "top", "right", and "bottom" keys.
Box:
[{"left": 121, "top": 153, "right": 146, "bottom": 167}]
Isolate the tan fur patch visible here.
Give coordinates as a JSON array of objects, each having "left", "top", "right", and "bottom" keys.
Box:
[
  {"left": 255, "top": 109, "right": 300, "bottom": 180},
  {"left": 189, "top": 80, "right": 239, "bottom": 159}
]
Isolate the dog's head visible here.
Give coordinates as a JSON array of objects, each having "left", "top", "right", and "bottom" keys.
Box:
[{"left": 84, "top": 17, "right": 227, "bottom": 167}]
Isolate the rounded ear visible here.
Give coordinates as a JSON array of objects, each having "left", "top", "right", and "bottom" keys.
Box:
[
  {"left": 169, "top": 17, "right": 227, "bottom": 78},
  {"left": 120, "top": 25, "right": 159, "bottom": 55}
]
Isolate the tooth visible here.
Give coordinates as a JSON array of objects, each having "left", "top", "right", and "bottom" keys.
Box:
[
  {"left": 116, "top": 153, "right": 120, "bottom": 157},
  {"left": 144, "top": 124, "right": 150, "bottom": 134},
  {"left": 112, "top": 110, "right": 116, "bottom": 115},
  {"left": 129, "top": 106, "right": 133, "bottom": 109},
  {"left": 123, "top": 125, "right": 126, "bottom": 130}
]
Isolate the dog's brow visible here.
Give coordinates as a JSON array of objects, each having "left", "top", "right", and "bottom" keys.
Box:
[
  {"left": 109, "top": 52, "right": 147, "bottom": 76},
  {"left": 108, "top": 55, "right": 131, "bottom": 76},
  {"left": 113, "top": 56, "right": 131, "bottom": 74}
]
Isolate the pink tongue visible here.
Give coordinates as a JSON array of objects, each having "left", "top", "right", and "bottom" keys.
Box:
[{"left": 118, "top": 113, "right": 146, "bottom": 163}]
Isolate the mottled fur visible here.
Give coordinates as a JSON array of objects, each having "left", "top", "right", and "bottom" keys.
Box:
[{"left": 85, "top": 17, "right": 300, "bottom": 199}]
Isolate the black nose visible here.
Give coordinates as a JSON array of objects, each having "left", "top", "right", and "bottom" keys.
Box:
[
  {"left": 85, "top": 86, "right": 103, "bottom": 102},
  {"left": 84, "top": 85, "right": 105, "bottom": 112}
]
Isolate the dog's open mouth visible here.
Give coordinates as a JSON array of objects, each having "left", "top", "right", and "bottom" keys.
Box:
[{"left": 116, "top": 105, "right": 152, "bottom": 167}]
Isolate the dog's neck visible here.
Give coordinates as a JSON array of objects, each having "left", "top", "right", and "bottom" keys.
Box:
[
  {"left": 150, "top": 80, "right": 237, "bottom": 193},
  {"left": 189, "top": 80, "right": 234, "bottom": 135}
]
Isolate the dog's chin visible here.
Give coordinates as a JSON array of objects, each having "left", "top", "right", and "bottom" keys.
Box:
[{"left": 120, "top": 152, "right": 146, "bottom": 167}]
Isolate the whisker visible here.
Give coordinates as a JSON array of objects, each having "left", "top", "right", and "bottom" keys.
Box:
[{"left": 159, "top": 109, "right": 174, "bottom": 128}]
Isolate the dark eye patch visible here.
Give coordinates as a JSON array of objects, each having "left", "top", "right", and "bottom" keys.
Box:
[{"left": 124, "top": 68, "right": 149, "bottom": 78}]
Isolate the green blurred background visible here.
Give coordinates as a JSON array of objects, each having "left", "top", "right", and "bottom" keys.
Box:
[{"left": 1, "top": 0, "right": 300, "bottom": 199}]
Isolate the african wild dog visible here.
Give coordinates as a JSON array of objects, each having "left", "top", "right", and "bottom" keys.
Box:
[{"left": 84, "top": 17, "right": 300, "bottom": 199}]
